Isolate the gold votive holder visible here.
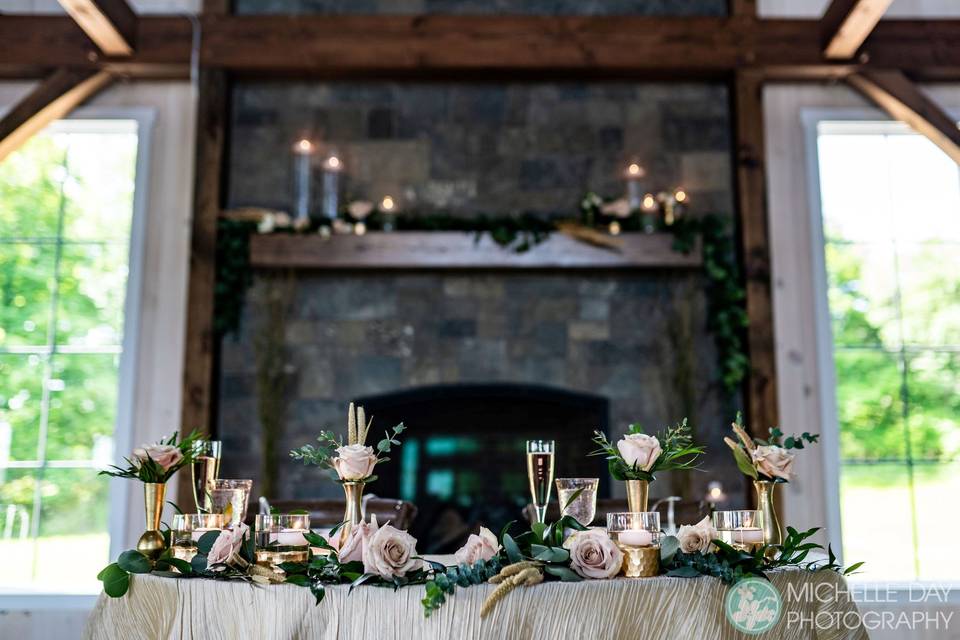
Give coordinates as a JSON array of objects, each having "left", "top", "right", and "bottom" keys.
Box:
[
  {"left": 607, "top": 511, "right": 661, "bottom": 578},
  {"left": 255, "top": 514, "right": 311, "bottom": 570},
  {"left": 171, "top": 513, "right": 225, "bottom": 565}
]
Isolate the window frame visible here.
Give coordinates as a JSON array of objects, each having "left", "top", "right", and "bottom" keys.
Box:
[
  {"left": 799, "top": 106, "right": 960, "bottom": 580},
  {"left": 0, "top": 106, "right": 155, "bottom": 602}
]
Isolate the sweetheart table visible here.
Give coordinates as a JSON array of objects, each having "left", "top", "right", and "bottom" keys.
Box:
[{"left": 83, "top": 564, "right": 867, "bottom": 640}]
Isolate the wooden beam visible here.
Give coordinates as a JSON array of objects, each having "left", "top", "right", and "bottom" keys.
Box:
[
  {"left": 57, "top": 0, "right": 137, "bottom": 57},
  {"left": 732, "top": 71, "right": 779, "bottom": 436},
  {"left": 2, "top": 16, "right": 960, "bottom": 81},
  {"left": 848, "top": 70, "right": 960, "bottom": 164},
  {"left": 822, "top": 0, "right": 893, "bottom": 59},
  {"left": 0, "top": 68, "right": 112, "bottom": 163}
]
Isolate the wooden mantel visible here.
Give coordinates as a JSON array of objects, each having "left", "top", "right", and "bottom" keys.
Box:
[{"left": 249, "top": 232, "right": 701, "bottom": 270}]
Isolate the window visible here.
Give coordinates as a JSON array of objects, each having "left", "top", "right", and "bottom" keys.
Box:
[
  {"left": 0, "top": 119, "right": 141, "bottom": 593},
  {"left": 815, "top": 121, "right": 960, "bottom": 581}
]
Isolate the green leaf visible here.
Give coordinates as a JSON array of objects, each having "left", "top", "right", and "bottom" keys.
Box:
[
  {"left": 503, "top": 533, "right": 521, "bottom": 564},
  {"left": 531, "top": 522, "right": 547, "bottom": 544},
  {"left": 304, "top": 531, "right": 336, "bottom": 553},
  {"left": 279, "top": 561, "right": 308, "bottom": 575},
  {"left": 117, "top": 550, "right": 152, "bottom": 574},
  {"left": 659, "top": 535, "right": 679, "bottom": 563},
  {"left": 560, "top": 487, "right": 585, "bottom": 512},
  {"left": 285, "top": 574, "right": 311, "bottom": 587},
  {"left": 190, "top": 554, "right": 209, "bottom": 573},
  {"left": 100, "top": 563, "right": 130, "bottom": 597},
  {"left": 310, "top": 582, "right": 326, "bottom": 605},
  {"left": 731, "top": 445, "right": 759, "bottom": 479},
  {"left": 349, "top": 573, "right": 380, "bottom": 593},
  {"left": 327, "top": 520, "right": 348, "bottom": 539},
  {"left": 197, "top": 530, "right": 221, "bottom": 555},
  {"left": 544, "top": 565, "right": 581, "bottom": 582},
  {"left": 667, "top": 566, "right": 701, "bottom": 578}
]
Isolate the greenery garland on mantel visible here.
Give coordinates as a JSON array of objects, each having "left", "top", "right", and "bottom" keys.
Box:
[{"left": 214, "top": 201, "right": 748, "bottom": 393}]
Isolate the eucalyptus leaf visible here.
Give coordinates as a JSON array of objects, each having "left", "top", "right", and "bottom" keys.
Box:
[
  {"left": 544, "top": 565, "right": 581, "bottom": 582},
  {"left": 659, "top": 535, "right": 679, "bottom": 563},
  {"left": 100, "top": 563, "right": 130, "bottom": 597},
  {"left": 197, "top": 530, "right": 221, "bottom": 555},
  {"left": 503, "top": 533, "right": 521, "bottom": 564},
  {"left": 165, "top": 558, "right": 194, "bottom": 574},
  {"left": 117, "top": 550, "right": 152, "bottom": 574},
  {"left": 190, "top": 554, "right": 209, "bottom": 573},
  {"left": 285, "top": 574, "right": 311, "bottom": 587}
]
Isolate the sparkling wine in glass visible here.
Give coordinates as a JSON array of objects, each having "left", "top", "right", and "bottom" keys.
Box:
[
  {"left": 526, "top": 440, "right": 555, "bottom": 525},
  {"left": 192, "top": 440, "right": 222, "bottom": 512}
]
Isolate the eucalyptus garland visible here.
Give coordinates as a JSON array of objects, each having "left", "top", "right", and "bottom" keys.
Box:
[{"left": 212, "top": 204, "right": 749, "bottom": 393}]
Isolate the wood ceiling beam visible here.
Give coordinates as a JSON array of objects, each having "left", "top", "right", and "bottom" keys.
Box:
[
  {"left": 1, "top": 16, "right": 960, "bottom": 81},
  {"left": 848, "top": 70, "right": 960, "bottom": 164},
  {"left": 822, "top": 0, "right": 893, "bottom": 59},
  {"left": 57, "top": 0, "right": 138, "bottom": 57},
  {"left": 0, "top": 68, "right": 113, "bottom": 164}
]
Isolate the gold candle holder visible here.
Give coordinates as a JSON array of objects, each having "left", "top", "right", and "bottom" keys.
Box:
[
  {"left": 137, "top": 482, "right": 166, "bottom": 560},
  {"left": 620, "top": 545, "right": 660, "bottom": 578}
]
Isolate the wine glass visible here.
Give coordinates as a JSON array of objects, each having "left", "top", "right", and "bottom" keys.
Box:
[
  {"left": 191, "top": 440, "right": 222, "bottom": 512},
  {"left": 555, "top": 477, "right": 599, "bottom": 526},
  {"left": 526, "top": 440, "right": 555, "bottom": 525}
]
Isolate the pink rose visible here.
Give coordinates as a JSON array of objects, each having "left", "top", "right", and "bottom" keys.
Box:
[
  {"left": 453, "top": 527, "right": 500, "bottom": 566},
  {"left": 677, "top": 516, "right": 717, "bottom": 554},
  {"left": 207, "top": 523, "right": 248, "bottom": 566},
  {"left": 564, "top": 529, "right": 623, "bottom": 580},
  {"left": 617, "top": 433, "right": 662, "bottom": 472},
  {"left": 751, "top": 445, "right": 795, "bottom": 481},
  {"left": 362, "top": 524, "right": 422, "bottom": 578},
  {"left": 332, "top": 444, "right": 377, "bottom": 481},
  {"left": 337, "top": 514, "right": 379, "bottom": 564},
  {"left": 133, "top": 443, "right": 183, "bottom": 471}
]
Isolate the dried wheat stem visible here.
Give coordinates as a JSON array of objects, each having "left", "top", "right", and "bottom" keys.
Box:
[
  {"left": 357, "top": 406, "right": 367, "bottom": 445},
  {"left": 348, "top": 402, "right": 357, "bottom": 445},
  {"left": 488, "top": 561, "right": 541, "bottom": 584},
  {"left": 481, "top": 567, "right": 543, "bottom": 618},
  {"left": 731, "top": 422, "right": 756, "bottom": 452}
]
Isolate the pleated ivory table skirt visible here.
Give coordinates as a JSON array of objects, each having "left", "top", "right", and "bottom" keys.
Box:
[{"left": 83, "top": 568, "right": 868, "bottom": 640}]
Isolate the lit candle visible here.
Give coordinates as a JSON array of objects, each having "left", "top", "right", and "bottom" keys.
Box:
[
  {"left": 608, "top": 220, "right": 621, "bottom": 236},
  {"left": 640, "top": 192, "right": 658, "bottom": 234},
  {"left": 321, "top": 153, "right": 343, "bottom": 220},
  {"left": 379, "top": 195, "right": 397, "bottom": 232},
  {"left": 271, "top": 529, "right": 309, "bottom": 546},
  {"left": 733, "top": 528, "right": 764, "bottom": 545},
  {"left": 625, "top": 162, "right": 645, "bottom": 211},
  {"left": 619, "top": 529, "right": 653, "bottom": 547},
  {"left": 292, "top": 139, "right": 315, "bottom": 225}
]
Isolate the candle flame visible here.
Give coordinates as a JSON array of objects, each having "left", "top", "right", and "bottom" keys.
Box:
[
  {"left": 674, "top": 188, "right": 687, "bottom": 203},
  {"left": 294, "top": 139, "right": 314, "bottom": 154},
  {"left": 381, "top": 195, "right": 395, "bottom": 211},
  {"left": 642, "top": 193, "right": 657, "bottom": 210},
  {"left": 627, "top": 163, "right": 644, "bottom": 177},
  {"left": 326, "top": 155, "right": 341, "bottom": 169}
]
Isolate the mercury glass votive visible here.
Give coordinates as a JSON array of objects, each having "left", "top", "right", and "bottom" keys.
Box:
[
  {"left": 712, "top": 509, "right": 764, "bottom": 552},
  {"left": 171, "top": 513, "right": 225, "bottom": 563},
  {"left": 607, "top": 512, "right": 660, "bottom": 577},
  {"left": 255, "top": 514, "right": 311, "bottom": 568}
]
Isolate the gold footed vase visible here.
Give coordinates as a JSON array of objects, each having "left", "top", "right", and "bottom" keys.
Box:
[
  {"left": 754, "top": 480, "right": 783, "bottom": 554},
  {"left": 137, "top": 482, "right": 166, "bottom": 560},
  {"left": 625, "top": 479, "right": 649, "bottom": 512},
  {"left": 338, "top": 481, "right": 365, "bottom": 548}
]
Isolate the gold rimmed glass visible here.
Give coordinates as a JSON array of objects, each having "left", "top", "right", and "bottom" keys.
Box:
[{"left": 526, "top": 440, "right": 555, "bottom": 525}]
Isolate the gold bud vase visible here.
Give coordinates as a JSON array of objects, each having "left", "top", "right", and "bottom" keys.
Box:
[
  {"left": 754, "top": 480, "right": 783, "bottom": 549},
  {"left": 137, "top": 482, "right": 166, "bottom": 560},
  {"left": 338, "top": 481, "right": 365, "bottom": 548},
  {"left": 625, "top": 479, "right": 649, "bottom": 512}
]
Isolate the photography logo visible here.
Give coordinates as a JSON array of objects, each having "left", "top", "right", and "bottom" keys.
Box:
[{"left": 725, "top": 578, "right": 783, "bottom": 634}]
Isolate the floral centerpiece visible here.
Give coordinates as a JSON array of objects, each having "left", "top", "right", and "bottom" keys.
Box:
[
  {"left": 99, "top": 431, "right": 201, "bottom": 558},
  {"left": 723, "top": 415, "right": 819, "bottom": 545},
  {"left": 290, "top": 403, "right": 405, "bottom": 544},
  {"left": 590, "top": 419, "right": 705, "bottom": 511}
]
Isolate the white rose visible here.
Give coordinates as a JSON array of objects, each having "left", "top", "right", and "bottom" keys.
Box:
[
  {"left": 564, "top": 529, "right": 623, "bottom": 580},
  {"left": 332, "top": 444, "right": 377, "bottom": 481},
  {"left": 677, "top": 516, "right": 717, "bottom": 555},
  {"left": 207, "top": 523, "right": 248, "bottom": 566},
  {"left": 453, "top": 527, "right": 500, "bottom": 566},
  {"left": 751, "top": 445, "right": 795, "bottom": 481},
  {"left": 337, "top": 514, "right": 379, "bottom": 564},
  {"left": 617, "top": 433, "right": 662, "bottom": 472},
  {"left": 133, "top": 443, "right": 183, "bottom": 471},
  {"left": 362, "top": 524, "right": 422, "bottom": 578}
]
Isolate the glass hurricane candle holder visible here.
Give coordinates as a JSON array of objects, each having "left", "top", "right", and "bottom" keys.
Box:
[
  {"left": 171, "top": 513, "right": 225, "bottom": 563},
  {"left": 712, "top": 509, "right": 765, "bottom": 552},
  {"left": 607, "top": 512, "right": 660, "bottom": 577},
  {"left": 210, "top": 479, "right": 252, "bottom": 528},
  {"left": 555, "top": 478, "right": 599, "bottom": 527},
  {"left": 255, "top": 514, "right": 311, "bottom": 568}
]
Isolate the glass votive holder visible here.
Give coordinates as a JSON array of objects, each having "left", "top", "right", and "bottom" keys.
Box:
[
  {"left": 210, "top": 479, "right": 252, "bottom": 528},
  {"left": 171, "top": 513, "right": 225, "bottom": 563},
  {"left": 607, "top": 512, "right": 660, "bottom": 577},
  {"left": 255, "top": 514, "right": 311, "bottom": 568},
  {"left": 712, "top": 509, "right": 764, "bottom": 552}
]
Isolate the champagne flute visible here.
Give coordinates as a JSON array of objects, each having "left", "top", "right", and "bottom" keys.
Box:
[
  {"left": 526, "top": 440, "right": 555, "bottom": 525},
  {"left": 192, "top": 440, "right": 222, "bottom": 512}
]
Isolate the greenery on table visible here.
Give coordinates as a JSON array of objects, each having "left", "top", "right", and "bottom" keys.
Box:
[
  {"left": 590, "top": 419, "right": 705, "bottom": 482},
  {"left": 98, "top": 430, "right": 202, "bottom": 483},
  {"left": 662, "top": 526, "right": 864, "bottom": 584}
]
